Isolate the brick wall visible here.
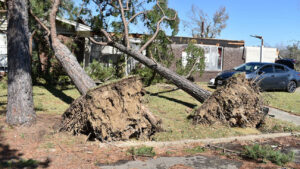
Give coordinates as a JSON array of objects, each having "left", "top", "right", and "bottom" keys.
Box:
[{"left": 222, "top": 47, "right": 245, "bottom": 71}]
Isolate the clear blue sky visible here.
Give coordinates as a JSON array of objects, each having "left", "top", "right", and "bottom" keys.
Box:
[
  {"left": 168, "top": 0, "right": 300, "bottom": 47},
  {"left": 74, "top": 0, "right": 300, "bottom": 47}
]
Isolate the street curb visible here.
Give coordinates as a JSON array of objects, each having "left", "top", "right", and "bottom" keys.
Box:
[{"left": 99, "top": 132, "right": 300, "bottom": 148}]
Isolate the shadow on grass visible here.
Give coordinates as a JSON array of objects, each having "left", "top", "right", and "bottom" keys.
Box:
[
  {"left": 43, "top": 85, "right": 74, "bottom": 104},
  {"left": 148, "top": 88, "right": 180, "bottom": 95},
  {"left": 0, "top": 110, "right": 5, "bottom": 116},
  {"left": 0, "top": 129, "right": 51, "bottom": 168},
  {"left": 0, "top": 94, "right": 7, "bottom": 98},
  {"left": 146, "top": 90, "right": 197, "bottom": 109},
  {"left": 0, "top": 101, "right": 6, "bottom": 107}
]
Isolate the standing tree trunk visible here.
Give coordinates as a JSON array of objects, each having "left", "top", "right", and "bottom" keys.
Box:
[
  {"left": 49, "top": 0, "right": 96, "bottom": 95},
  {"left": 6, "top": 0, "right": 36, "bottom": 125}
]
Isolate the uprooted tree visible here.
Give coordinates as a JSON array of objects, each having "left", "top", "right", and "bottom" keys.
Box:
[
  {"left": 47, "top": 0, "right": 266, "bottom": 140},
  {"left": 48, "top": 0, "right": 211, "bottom": 102},
  {"left": 44, "top": 0, "right": 211, "bottom": 141}
]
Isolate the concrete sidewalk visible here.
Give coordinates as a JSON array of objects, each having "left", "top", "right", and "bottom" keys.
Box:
[
  {"left": 98, "top": 155, "right": 242, "bottom": 169},
  {"left": 268, "top": 107, "right": 300, "bottom": 126}
]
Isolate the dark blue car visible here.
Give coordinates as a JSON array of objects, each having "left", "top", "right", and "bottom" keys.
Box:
[{"left": 212, "top": 61, "right": 300, "bottom": 93}]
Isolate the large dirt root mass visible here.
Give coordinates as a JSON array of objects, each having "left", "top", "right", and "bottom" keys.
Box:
[
  {"left": 193, "top": 73, "right": 267, "bottom": 128},
  {"left": 59, "top": 76, "right": 161, "bottom": 142}
]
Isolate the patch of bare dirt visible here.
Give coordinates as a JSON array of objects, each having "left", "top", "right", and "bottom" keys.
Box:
[
  {"left": 193, "top": 73, "right": 266, "bottom": 128},
  {"left": 59, "top": 76, "right": 162, "bottom": 142},
  {"left": 1, "top": 113, "right": 299, "bottom": 168}
]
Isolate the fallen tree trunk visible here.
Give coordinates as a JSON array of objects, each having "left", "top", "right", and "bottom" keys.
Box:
[
  {"left": 49, "top": 0, "right": 210, "bottom": 102},
  {"left": 109, "top": 42, "right": 211, "bottom": 103},
  {"left": 49, "top": 0, "right": 96, "bottom": 95},
  {"left": 59, "top": 76, "right": 162, "bottom": 141}
]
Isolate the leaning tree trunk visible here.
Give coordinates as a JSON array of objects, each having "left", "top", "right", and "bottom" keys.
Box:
[
  {"left": 49, "top": 0, "right": 96, "bottom": 95},
  {"left": 50, "top": 0, "right": 210, "bottom": 102},
  {"left": 110, "top": 42, "right": 211, "bottom": 103},
  {"left": 6, "top": 0, "right": 36, "bottom": 125}
]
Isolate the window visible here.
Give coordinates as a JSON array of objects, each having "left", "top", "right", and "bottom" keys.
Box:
[
  {"left": 274, "top": 65, "right": 286, "bottom": 73},
  {"left": 260, "top": 65, "right": 274, "bottom": 74},
  {"left": 181, "top": 52, "right": 188, "bottom": 68},
  {"left": 203, "top": 45, "right": 222, "bottom": 71},
  {"left": 181, "top": 45, "right": 222, "bottom": 71},
  {"left": 234, "top": 63, "right": 264, "bottom": 73}
]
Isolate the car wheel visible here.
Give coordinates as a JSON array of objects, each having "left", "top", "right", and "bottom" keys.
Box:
[{"left": 287, "top": 81, "right": 297, "bottom": 93}]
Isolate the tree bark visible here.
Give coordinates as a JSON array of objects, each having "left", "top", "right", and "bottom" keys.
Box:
[
  {"left": 6, "top": 0, "right": 36, "bottom": 126},
  {"left": 50, "top": 0, "right": 96, "bottom": 95},
  {"left": 110, "top": 42, "right": 211, "bottom": 103}
]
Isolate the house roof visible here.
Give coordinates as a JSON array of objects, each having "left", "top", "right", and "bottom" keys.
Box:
[
  {"left": 55, "top": 17, "right": 91, "bottom": 32},
  {"left": 170, "top": 36, "right": 245, "bottom": 48}
]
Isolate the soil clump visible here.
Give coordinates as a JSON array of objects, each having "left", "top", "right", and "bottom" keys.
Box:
[
  {"left": 59, "top": 76, "right": 161, "bottom": 142},
  {"left": 193, "top": 73, "right": 267, "bottom": 127}
]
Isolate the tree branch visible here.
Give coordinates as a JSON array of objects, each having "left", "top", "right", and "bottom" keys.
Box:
[
  {"left": 185, "top": 56, "right": 201, "bottom": 79},
  {"left": 138, "top": 16, "right": 164, "bottom": 52},
  {"left": 138, "top": 1, "right": 177, "bottom": 52},
  {"left": 123, "top": 0, "right": 129, "bottom": 10},
  {"left": 128, "top": 11, "right": 147, "bottom": 23},
  {"left": 29, "top": 8, "right": 50, "bottom": 36},
  {"left": 29, "top": 29, "right": 37, "bottom": 57},
  {"left": 118, "top": 0, "right": 130, "bottom": 48},
  {"left": 89, "top": 36, "right": 107, "bottom": 46}
]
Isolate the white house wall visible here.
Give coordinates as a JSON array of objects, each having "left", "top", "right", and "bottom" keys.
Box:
[
  {"left": 181, "top": 44, "right": 222, "bottom": 71},
  {"left": 0, "top": 33, "right": 7, "bottom": 67},
  {"left": 245, "top": 46, "right": 278, "bottom": 63}
]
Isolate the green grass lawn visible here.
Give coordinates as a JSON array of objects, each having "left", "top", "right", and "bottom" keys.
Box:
[
  {"left": 144, "top": 83, "right": 300, "bottom": 141},
  {"left": 263, "top": 91, "right": 300, "bottom": 115},
  {"left": 0, "top": 84, "right": 80, "bottom": 115},
  {"left": 0, "top": 80, "right": 299, "bottom": 142}
]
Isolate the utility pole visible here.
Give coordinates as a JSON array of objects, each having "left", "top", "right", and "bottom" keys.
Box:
[{"left": 250, "top": 35, "right": 263, "bottom": 62}]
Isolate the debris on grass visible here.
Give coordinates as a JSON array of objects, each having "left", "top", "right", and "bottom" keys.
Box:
[
  {"left": 59, "top": 76, "right": 162, "bottom": 142},
  {"left": 192, "top": 73, "right": 267, "bottom": 128}
]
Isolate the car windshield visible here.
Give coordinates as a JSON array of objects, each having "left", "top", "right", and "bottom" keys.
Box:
[{"left": 234, "top": 63, "right": 264, "bottom": 73}]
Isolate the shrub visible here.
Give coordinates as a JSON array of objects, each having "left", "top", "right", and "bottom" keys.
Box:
[
  {"left": 185, "top": 146, "right": 206, "bottom": 154},
  {"left": 130, "top": 66, "right": 165, "bottom": 86},
  {"left": 127, "top": 146, "right": 156, "bottom": 157},
  {"left": 243, "top": 144, "right": 295, "bottom": 166},
  {"left": 85, "top": 60, "right": 116, "bottom": 82}
]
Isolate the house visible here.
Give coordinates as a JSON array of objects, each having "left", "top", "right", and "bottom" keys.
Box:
[
  {"left": 0, "top": 16, "right": 91, "bottom": 73},
  {"left": 169, "top": 37, "right": 279, "bottom": 81},
  {"left": 0, "top": 13, "right": 279, "bottom": 82},
  {"left": 244, "top": 46, "right": 278, "bottom": 63},
  {"left": 169, "top": 37, "right": 245, "bottom": 81}
]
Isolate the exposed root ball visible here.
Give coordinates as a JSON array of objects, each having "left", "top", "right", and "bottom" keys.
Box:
[
  {"left": 193, "top": 73, "right": 266, "bottom": 128},
  {"left": 59, "top": 76, "right": 162, "bottom": 142}
]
